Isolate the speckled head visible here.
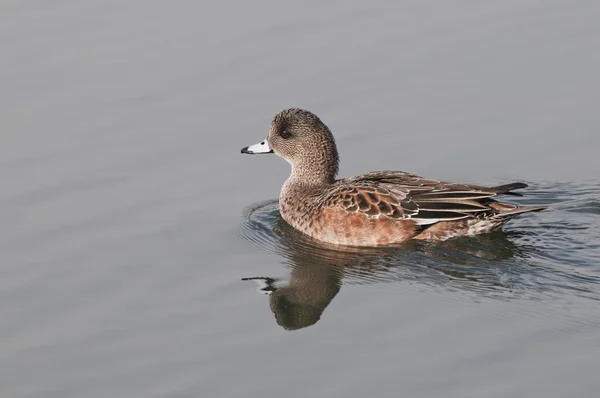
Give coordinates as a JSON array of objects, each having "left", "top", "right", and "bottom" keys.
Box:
[{"left": 241, "top": 108, "right": 340, "bottom": 185}]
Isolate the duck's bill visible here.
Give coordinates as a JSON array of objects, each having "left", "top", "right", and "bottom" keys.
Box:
[{"left": 241, "top": 139, "right": 273, "bottom": 154}]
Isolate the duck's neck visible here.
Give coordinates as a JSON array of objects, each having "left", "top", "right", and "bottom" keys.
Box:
[
  {"left": 286, "top": 142, "right": 340, "bottom": 187},
  {"left": 279, "top": 154, "right": 339, "bottom": 222},
  {"left": 287, "top": 164, "right": 336, "bottom": 187}
]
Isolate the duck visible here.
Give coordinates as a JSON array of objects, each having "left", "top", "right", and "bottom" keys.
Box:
[{"left": 241, "top": 108, "right": 548, "bottom": 247}]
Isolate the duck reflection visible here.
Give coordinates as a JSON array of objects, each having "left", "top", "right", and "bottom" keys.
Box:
[
  {"left": 241, "top": 201, "right": 525, "bottom": 331},
  {"left": 243, "top": 221, "right": 389, "bottom": 330},
  {"left": 243, "top": 265, "right": 342, "bottom": 330}
]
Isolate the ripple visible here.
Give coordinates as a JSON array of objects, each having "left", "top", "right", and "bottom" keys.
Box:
[
  {"left": 237, "top": 199, "right": 281, "bottom": 256},
  {"left": 237, "top": 180, "right": 600, "bottom": 305},
  {"left": 239, "top": 201, "right": 514, "bottom": 297}
]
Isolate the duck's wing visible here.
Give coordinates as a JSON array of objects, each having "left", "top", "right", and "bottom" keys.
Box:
[
  {"left": 322, "top": 184, "right": 416, "bottom": 220},
  {"left": 329, "top": 171, "right": 530, "bottom": 225}
]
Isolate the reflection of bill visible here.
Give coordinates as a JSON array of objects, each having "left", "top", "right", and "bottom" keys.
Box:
[{"left": 242, "top": 277, "right": 279, "bottom": 295}]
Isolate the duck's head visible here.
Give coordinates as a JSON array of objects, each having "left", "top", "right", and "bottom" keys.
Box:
[{"left": 241, "top": 108, "right": 339, "bottom": 184}]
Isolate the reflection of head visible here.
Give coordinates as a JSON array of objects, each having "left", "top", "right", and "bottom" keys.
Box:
[
  {"left": 270, "top": 293, "right": 326, "bottom": 330},
  {"left": 268, "top": 264, "right": 342, "bottom": 330}
]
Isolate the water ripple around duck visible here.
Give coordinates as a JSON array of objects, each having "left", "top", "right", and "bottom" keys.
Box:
[{"left": 238, "top": 181, "right": 600, "bottom": 302}]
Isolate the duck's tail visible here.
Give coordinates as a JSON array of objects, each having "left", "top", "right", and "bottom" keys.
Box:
[
  {"left": 487, "top": 182, "right": 529, "bottom": 196},
  {"left": 490, "top": 202, "right": 549, "bottom": 218},
  {"left": 484, "top": 182, "right": 549, "bottom": 216}
]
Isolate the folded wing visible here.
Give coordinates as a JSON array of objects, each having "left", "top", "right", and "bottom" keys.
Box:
[{"left": 330, "top": 171, "right": 532, "bottom": 225}]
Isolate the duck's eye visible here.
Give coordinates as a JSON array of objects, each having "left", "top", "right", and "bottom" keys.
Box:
[{"left": 280, "top": 130, "right": 291, "bottom": 139}]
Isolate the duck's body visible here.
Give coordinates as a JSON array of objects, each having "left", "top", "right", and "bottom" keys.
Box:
[
  {"left": 242, "top": 108, "right": 547, "bottom": 247},
  {"left": 279, "top": 170, "right": 546, "bottom": 246}
]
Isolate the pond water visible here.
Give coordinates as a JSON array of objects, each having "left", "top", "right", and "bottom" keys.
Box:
[{"left": 1, "top": 1, "right": 599, "bottom": 397}]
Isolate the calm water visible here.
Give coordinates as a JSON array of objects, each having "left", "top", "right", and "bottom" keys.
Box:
[{"left": 2, "top": 1, "right": 600, "bottom": 397}]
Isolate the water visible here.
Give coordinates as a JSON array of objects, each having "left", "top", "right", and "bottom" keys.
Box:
[{"left": 1, "top": 1, "right": 600, "bottom": 397}]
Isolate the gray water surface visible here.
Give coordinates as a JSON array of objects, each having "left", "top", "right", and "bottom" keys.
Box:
[{"left": 2, "top": 1, "right": 600, "bottom": 397}]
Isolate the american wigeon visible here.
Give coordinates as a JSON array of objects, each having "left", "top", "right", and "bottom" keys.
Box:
[{"left": 241, "top": 108, "right": 547, "bottom": 247}]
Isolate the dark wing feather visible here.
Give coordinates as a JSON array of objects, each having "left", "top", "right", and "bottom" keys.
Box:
[{"left": 332, "top": 171, "right": 530, "bottom": 225}]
